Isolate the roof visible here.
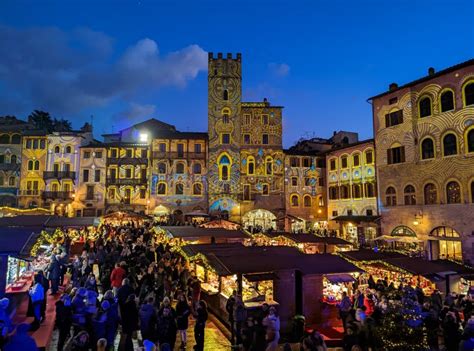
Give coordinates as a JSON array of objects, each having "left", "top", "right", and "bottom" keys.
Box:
[
  {"left": 384, "top": 257, "right": 470, "bottom": 276},
  {"left": 241, "top": 101, "right": 284, "bottom": 109},
  {"left": 368, "top": 58, "right": 474, "bottom": 100},
  {"left": 163, "top": 226, "right": 249, "bottom": 240},
  {"left": 0, "top": 227, "right": 42, "bottom": 256},
  {"left": 340, "top": 249, "right": 407, "bottom": 262},
  {"left": 45, "top": 217, "right": 99, "bottom": 228},
  {"left": 332, "top": 215, "right": 380, "bottom": 223},
  {"left": 322, "top": 139, "right": 374, "bottom": 155},
  {"left": 283, "top": 149, "right": 322, "bottom": 156},
  {"left": 0, "top": 215, "right": 99, "bottom": 228},
  {"left": 21, "top": 130, "right": 47, "bottom": 136},
  {"left": 0, "top": 215, "right": 51, "bottom": 227},
  {"left": 282, "top": 233, "right": 352, "bottom": 245},
  {"left": 182, "top": 243, "right": 362, "bottom": 276}
]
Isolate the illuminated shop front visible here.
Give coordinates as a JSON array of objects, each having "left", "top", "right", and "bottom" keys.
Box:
[
  {"left": 242, "top": 209, "right": 276, "bottom": 232},
  {"left": 428, "top": 226, "right": 463, "bottom": 262}
]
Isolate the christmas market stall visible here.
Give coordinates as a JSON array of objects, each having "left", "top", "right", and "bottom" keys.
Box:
[
  {"left": 159, "top": 226, "right": 250, "bottom": 245},
  {"left": 101, "top": 210, "right": 152, "bottom": 226},
  {"left": 281, "top": 233, "right": 354, "bottom": 254}
]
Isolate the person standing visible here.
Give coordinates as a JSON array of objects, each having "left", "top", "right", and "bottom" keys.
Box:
[
  {"left": 110, "top": 263, "right": 126, "bottom": 296},
  {"left": 29, "top": 274, "right": 45, "bottom": 331},
  {"left": 48, "top": 254, "right": 61, "bottom": 295},
  {"left": 176, "top": 293, "right": 191, "bottom": 349},
  {"left": 118, "top": 294, "right": 139, "bottom": 351},
  {"left": 233, "top": 295, "right": 247, "bottom": 348},
  {"left": 226, "top": 291, "right": 236, "bottom": 345},
  {"left": 193, "top": 300, "right": 208, "bottom": 351},
  {"left": 262, "top": 307, "right": 280, "bottom": 351},
  {"left": 139, "top": 296, "right": 157, "bottom": 343},
  {"left": 338, "top": 291, "right": 352, "bottom": 332},
  {"left": 55, "top": 294, "right": 73, "bottom": 351},
  {"left": 157, "top": 306, "right": 177, "bottom": 350}
]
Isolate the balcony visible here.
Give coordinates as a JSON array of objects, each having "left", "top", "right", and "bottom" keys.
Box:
[
  {"left": 19, "top": 190, "right": 41, "bottom": 196},
  {"left": 106, "top": 177, "right": 148, "bottom": 186},
  {"left": 0, "top": 163, "right": 20, "bottom": 171},
  {"left": 152, "top": 151, "right": 206, "bottom": 160},
  {"left": 42, "top": 191, "right": 73, "bottom": 200},
  {"left": 107, "top": 157, "right": 148, "bottom": 165},
  {"left": 43, "top": 171, "right": 76, "bottom": 180}
]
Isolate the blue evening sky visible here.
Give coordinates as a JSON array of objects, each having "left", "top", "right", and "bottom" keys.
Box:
[{"left": 0, "top": 0, "right": 473, "bottom": 147}]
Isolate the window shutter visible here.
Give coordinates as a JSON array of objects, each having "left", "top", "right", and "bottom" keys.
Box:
[
  {"left": 387, "top": 149, "right": 392, "bottom": 164},
  {"left": 400, "top": 146, "right": 406, "bottom": 162},
  {"left": 385, "top": 114, "right": 390, "bottom": 127},
  {"left": 397, "top": 110, "right": 403, "bottom": 124}
]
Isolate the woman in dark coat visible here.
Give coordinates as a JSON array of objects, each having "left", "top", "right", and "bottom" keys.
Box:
[
  {"left": 157, "top": 306, "right": 177, "bottom": 350},
  {"left": 175, "top": 293, "right": 191, "bottom": 349},
  {"left": 118, "top": 294, "right": 138, "bottom": 351}
]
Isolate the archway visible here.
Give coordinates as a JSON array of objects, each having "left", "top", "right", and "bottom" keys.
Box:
[
  {"left": 242, "top": 209, "right": 276, "bottom": 232},
  {"left": 429, "top": 226, "right": 462, "bottom": 261},
  {"left": 153, "top": 205, "right": 170, "bottom": 224}
]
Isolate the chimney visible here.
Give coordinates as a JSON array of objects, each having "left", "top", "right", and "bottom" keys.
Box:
[
  {"left": 263, "top": 97, "right": 267, "bottom": 102},
  {"left": 428, "top": 67, "right": 435, "bottom": 76},
  {"left": 389, "top": 82, "right": 398, "bottom": 91}
]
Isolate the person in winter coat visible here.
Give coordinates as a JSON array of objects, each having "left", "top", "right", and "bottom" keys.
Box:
[
  {"left": 118, "top": 294, "right": 138, "bottom": 351},
  {"left": 226, "top": 291, "right": 236, "bottom": 345},
  {"left": 117, "top": 278, "right": 134, "bottom": 313},
  {"left": 363, "top": 294, "right": 375, "bottom": 316},
  {"left": 48, "top": 254, "right": 61, "bottom": 295},
  {"left": 29, "top": 273, "right": 45, "bottom": 330},
  {"left": 157, "top": 306, "right": 177, "bottom": 350},
  {"left": 262, "top": 306, "right": 280, "bottom": 351},
  {"left": 91, "top": 301, "right": 109, "bottom": 348},
  {"left": 233, "top": 295, "right": 247, "bottom": 346},
  {"left": 55, "top": 294, "right": 73, "bottom": 351},
  {"left": 0, "top": 297, "right": 12, "bottom": 347},
  {"left": 3, "top": 323, "right": 38, "bottom": 351},
  {"left": 175, "top": 293, "right": 191, "bottom": 349},
  {"left": 139, "top": 296, "right": 157, "bottom": 343},
  {"left": 193, "top": 300, "right": 208, "bottom": 351},
  {"left": 63, "top": 330, "right": 89, "bottom": 351},
  {"left": 110, "top": 263, "right": 126, "bottom": 296},
  {"left": 442, "top": 312, "right": 461, "bottom": 351},
  {"left": 103, "top": 293, "right": 120, "bottom": 350},
  {"left": 84, "top": 274, "right": 98, "bottom": 293}
]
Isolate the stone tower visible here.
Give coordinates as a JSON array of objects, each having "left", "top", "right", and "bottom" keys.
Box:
[{"left": 207, "top": 52, "right": 242, "bottom": 219}]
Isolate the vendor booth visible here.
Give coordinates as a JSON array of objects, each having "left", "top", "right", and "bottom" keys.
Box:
[
  {"left": 101, "top": 210, "right": 152, "bottom": 225},
  {"left": 160, "top": 226, "right": 250, "bottom": 244}
]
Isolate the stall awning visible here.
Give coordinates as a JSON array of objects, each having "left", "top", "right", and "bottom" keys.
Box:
[
  {"left": 332, "top": 215, "right": 380, "bottom": 224},
  {"left": 325, "top": 273, "right": 356, "bottom": 284},
  {"left": 244, "top": 272, "right": 278, "bottom": 282},
  {"left": 422, "top": 273, "right": 445, "bottom": 282}
]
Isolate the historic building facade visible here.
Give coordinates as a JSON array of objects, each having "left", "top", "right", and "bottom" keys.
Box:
[
  {"left": 326, "top": 140, "right": 378, "bottom": 244},
  {"left": 370, "top": 59, "right": 474, "bottom": 263}
]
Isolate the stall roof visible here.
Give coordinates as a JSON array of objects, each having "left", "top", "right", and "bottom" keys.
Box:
[
  {"left": 45, "top": 217, "right": 100, "bottom": 228},
  {"left": 183, "top": 243, "right": 362, "bottom": 276},
  {"left": 340, "top": 249, "right": 407, "bottom": 262},
  {"left": 385, "top": 257, "right": 474, "bottom": 276},
  {"left": 163, "top": 226, "right": 249, "bottom": 240},
  {"left": 332, "top": 215, "right": 380, "bottom": 223},
  {"left": 0, "top": 227, "right": 42, "bottom": 257},
  {"left": 282, "top": 233, "right": 352, "bottom": 245},
  {"left": 0, "top": 215, "right": 99, "bottom": 228}
]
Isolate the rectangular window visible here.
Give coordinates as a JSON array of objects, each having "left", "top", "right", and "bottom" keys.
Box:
[
  {"left": 95, "top": 151, "right": 102, "bottom": 159},
  {"left": 141, "top": 168, "right": 147, "bottom": 179},
  {"left": 347, "top": 210, "right": 353, "bottom": 216},
  {"left": 290, "top": 157, "right": 300, "bottom": 167},
  {"left": 387, "top": 146, "right": 405, "bottom": 164},
  {"left": 86, "top": 185, "right": 94, "bottom": 200},
  {"left": 291, "top": 177, "right": 298, "bottom": 186},
  {"left": 385, "top": 110, "right": 404, "bottom": 127},
  {"left": 366, "top": 151, "right": 373, "bottom": 164},
  {"left": 341, "top": 157, "right": 348, "bottom": 168},
  {"left": 194, "top": 143, "right": 202, "bottom": 154},
  {"left": 330, "top": 159, "right": 336, "bottom": 171},
  {"left": 389, "top": 97, "right": 398, "bottom": 105},
  {"left": 109, "top": 168, "right": 117, "bottom": 180},
  {"left": 94, "top": 170, "right": 101, "bottom": 182},
  {"left": 332, "top": 211, "right": 338, "bottom": 217},
  {"left": 159, "top": 143, "right": 166, "bottom": 152},
  {"left": 177, "top": 143, "right": 184, "bottom": 157},
  {"left": 262, "top": 115, "right": 269, "bottom": 125},
  {"left": 262, "top": 184, "right": 269, "bottom": 195},
  {"left": 125, "top": 168, "right": 132, "bottom": 178},
  {"left": 139, "top": 188, "right": 146, "bottom": 199},
  {"left": 262, "top": 134, "right": 269, "bottom": 145},
  {"left": 366, "top": 209, "right": 373, "bottom": 216},
  {"left": 302, "top": 158, "right": 311, "bottom": 168},
  {"left": 39, "top": 140, "right": 45, "bottom": 149},
  {"left": 33, "top": 139, "right": 38, "bottom": 149},
  {"left": 318, "top": 177, "right": 324, "bottom": 186},
  {"left": 110, "top": 149, "right": 118, "bottom": 158},
  {"left": 243, "top": 184, "right": 251, "bottom": 201},
  {"left": 84, "top": 151, "right": 91, "bottom": 159},
  {"left": 26, "top": 139, "right": 32, "bottom": 149},
  {"left": 126, "top": 149, "right": 133, "bottom": 158},
  {"left": 353, "top": 154, "right": 360, "bottom": 167},
  {"left": 221, "top": 134, "right": 230, "bottom": 144},
  {"left": 83, "top": 169, "right": 89, "bottom": 182},
  {"left": 157, "top": 183, "right": 166, "bottom": 195},
  {"left": 108, "top": 188, "right": 115, "bottom": 199},
  {"left": 244, "top": 114, "right": 251, "bottom": 125},
  {"left": 243, "top": 134, "right": 250, "bottom": 145}
]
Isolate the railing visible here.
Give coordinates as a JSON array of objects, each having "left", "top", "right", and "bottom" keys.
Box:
[
  {"left": 107, "top": 157, "right": 148, "bottom": 165},
  {"left": 0, "top": 163, "right": 20, "bottom": 171},
  {"left": 106, "top": 177, "right": 148, "bottom": 186},
  {"left": 19, "top": 190, "right": 41, "bottom": 196},
  {"left": 42, "top": 191, "right": 73, "bottom": 200},
  {"left": 43, "top": 171, "right": 76, "bottom": 180},
  {"left": 79, "top": 194, "right": 102, "bottom": 202},
  {"left": 152, "top": 151, "right": 205, "bottom": 159}
]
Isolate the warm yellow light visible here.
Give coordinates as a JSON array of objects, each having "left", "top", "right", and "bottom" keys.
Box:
[
  {"left": 348, "top": 222, "right": 353, "bottom": 227},
  {"left": 139, "top": 133, "right": 148, "bottom": 142},
  {"left": 413, "top": 220, "right": 419, "bottom": 226},
  {"left": 317, "top": 209, "right": 322, "bottom": 214}
]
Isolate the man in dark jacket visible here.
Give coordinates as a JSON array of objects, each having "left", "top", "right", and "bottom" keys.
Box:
[
  {"left": 117, "top": 278, "right": 134, "bottom": 312},
  {"left": 226, "top": 291, "right": 236, "bottom": 345},
  {"left": 233, "top": 295, "right": 247, "bottom": 347},
  {"left": 48, "top": 254, "right": 61, "bottom": 295},
  {"left": 139, "top": 297, "right": 157, "bottom": 342},
  {"left": 157, "top": 307, "right": 177, "bottom": 350},
  {"left": 55, "top": 294, "right": 73, "bottom": 351}
]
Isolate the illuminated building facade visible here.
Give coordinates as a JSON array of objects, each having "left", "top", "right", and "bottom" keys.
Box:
[
  {"left": 326, "top": 140, "right": 378, "bottom": 245},
  {"left": 370, "top": 59, "right": 474, "bottom": 262}
]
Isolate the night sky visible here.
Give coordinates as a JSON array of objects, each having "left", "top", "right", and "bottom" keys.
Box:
[{"left": 0, "top": 0, "right": 473, "bottom": 146}]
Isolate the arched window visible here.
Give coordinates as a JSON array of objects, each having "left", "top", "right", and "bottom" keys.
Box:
[
  {"left": 329, "top": 186, "right": 338, "bottom": 200},
  {"left": 65, "top": 145, "right": 72, "bottom": 154},
  {"left": 54, "top": 145, "right": 61, "bottom": 153},
  {"left": 175, "top": 183, "right": 184, "bottom": 195},
  {"left": 446, "top": 181, "right": 461, "bottom": 204},
  {"left": 11, "top": 134, "right": 20, "bottom": 144},
  {"left": 340, "top": 185, "right": 349, "bottom": 199},
  {"left": 218, "top": 154, "right": 231, "bottom": 181},
  {"left": 247, "top": 156, "right": 255, "bottom": 175},
  {"left": 471, "top": 180, "right": 474, "bottom": 203},
  {"left": 0, "top": 134, "right": 9, "bottom": 144},
  {"left": 157, "top": 182, "right": 167, "bottom": 195},
  {"left": 157, "top": 162, "right": 166, "bottom": 174},
  {"left": 10, "top": 155, "right": 16, "bottom": 164},
  {"left": 193, "top": 183, "right": 202, "bottom": 195},
  {"left": 265, "top": 156, "right": 273, "bottom": 175},
  {"left": 193, "top": 163, "right": 202, "bottom": 174},
  {"left": 223, "top": 89, "right": 229, "bottom": 101},
  {"left": 391, "top": 226, "right": 416, "bottom": 237},
  {"left": 365, "top": 183, "right": 375, "bottom": 198},
  {"left": 440, "top": 90, "right": 455, "bottom": 112},
  {"left": 431, "top": 226, "right": 460, "bottom": 238},
  {"left": 467, "top": 129, "right": 474, "bottom": 153},
  {"left": 385, "top": 186, "right": 397, "bottom": 206},
  {"left": 222, "top": 108, "right": 230, "bottom": 124},
  {"left": 27, "top": 160, "right": 34, "bottom": 171},
  {"left": 464, "top": 82, "right": 474, "bottom": 106},
  {"left": 403, "top": 185, "right": 416, "bottom": 205},
  {"left": 352, "top": 184, "right": 361, "bottom": 198},
  {"left": 303, "top": 195, "right": 311, "bottom": 207},
  {"left": 8, "top": 176, "right": 15, "bottom": 186},
  {"left": 51, "top": 183, "right": 59, "bottom": 192},
  {"left": 443, "top": 133, "right": 458, "bottom": 156},
  {"left": 424, "top": 183, "right": 437, "bottom": 205},
  {"left": 34, "top": 160, "right": 39, "bottom": 171},
  {"left": 291, "top": 194, "right": 299, "bottom": 207},
  {"left": 419, "top": 96, "right": 432, "bottom": 117},
  {"left": 176, "top": 162, "right": 185, "bottom": 174},
  {"left": 421, "top": 138, "right": 435, "bottom": 159}
]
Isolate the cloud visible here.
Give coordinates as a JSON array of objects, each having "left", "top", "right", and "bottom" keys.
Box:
[
  {"left": 268, "top": 62, "right": 290, "bottom": 77},
  {"left": 114, "top": 102, "right": 157, "bottom": 122},
  {"left": 0, "top": 25, "right": 207, "bottom": 117}
]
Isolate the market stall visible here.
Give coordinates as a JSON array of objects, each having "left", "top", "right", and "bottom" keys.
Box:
[
  {"left": 101, "top": 210, "right": 152, "bottom": 226},
  {"left": 160, "top": 226, "right": 250, "bottom": 244}
]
